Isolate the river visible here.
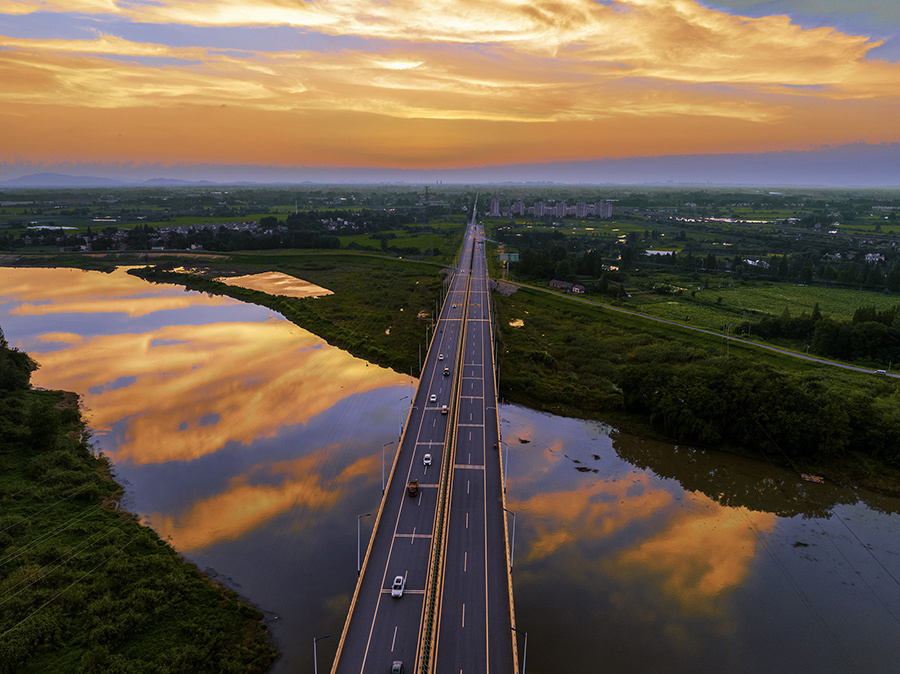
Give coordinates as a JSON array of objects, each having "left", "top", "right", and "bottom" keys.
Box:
[{"left": 2, "top": 265, "right": 899, "bottom": 672}]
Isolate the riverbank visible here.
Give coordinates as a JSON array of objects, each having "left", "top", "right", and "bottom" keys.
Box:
[
  {"left": 6, "top": 252, "right": 900, "bottom": 497},
  {"left": 0, "top": 332, "right": 278, "bottom": 672},
  {"left": 493, "top": 284, "right": 900, "bottom": 497}
]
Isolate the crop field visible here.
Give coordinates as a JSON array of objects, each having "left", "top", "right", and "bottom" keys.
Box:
[{"left": 627, "top": 278, "right": 899, "bottom": 329}]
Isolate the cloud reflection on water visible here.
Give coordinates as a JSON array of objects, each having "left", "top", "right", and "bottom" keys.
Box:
[
  {"left": 505, "top": 416, "right": 777, "bottom": 624},
  {"left": 5, "top": 266, "right": 234, "bottom": 318},
  {"left": 146, "top": 446, "right": 382, "bottom": 551},
  {"left": 29, "top": 317, "right": 405, "bottom": 465},
  {"left": 608, "top": 491, "right": 777, "bottom": 616}
]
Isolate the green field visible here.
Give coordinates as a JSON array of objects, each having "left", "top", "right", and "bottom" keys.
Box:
[
  {"left": 627, "top": 279, "right": 900, "bottom": 329},
  {"left": 494, "top": 283, "right": 900, "bottom": 494},
  {"left": 131, "top": 249, "right": 449, "bottom": 376}
]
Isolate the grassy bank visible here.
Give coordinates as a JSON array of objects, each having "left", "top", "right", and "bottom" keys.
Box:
[
  {"left": 0, "top": 333, "right": 278, "bottom": 673},
  {"left": 130, "top": 250, "right": 447, "bottom": 376},
  {"left": 494, "top": 285, "right": 900, "bottom": 494}
]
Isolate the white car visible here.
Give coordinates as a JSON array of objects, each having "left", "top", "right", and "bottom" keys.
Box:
[
  {"left": 452, "top": 304, "right": 457, "bottom": 309},
  {"left": 429, "top": 394, "right": 437, "bottom": 403},
  {"left": 391, "top": 575, "right": 405, "bottom": 598},
  {"left": 423, "top": 453, "right": 432, "bottom": 466},
  {"left": 438, "top": 353, "right": 444, "bottom": 361}
]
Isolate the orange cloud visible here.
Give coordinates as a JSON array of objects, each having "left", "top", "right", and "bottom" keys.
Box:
[
  {"left": 512, "top": 472, "right": 674, "bottom": 563},
  {"left": 32, "top": 320, "right": 406, "bottom": 465},
  {"left": 146, "top": 447, "right": 381, "bottom": 551},
  {"left": 606, "top": 491, "right": 777, "bottom": 616},
  {"left": 1, "top": 0, "right": 897, "bottom": 165},
  {"left": 4, "top": 266, "right": 233, "bottom": 317}
]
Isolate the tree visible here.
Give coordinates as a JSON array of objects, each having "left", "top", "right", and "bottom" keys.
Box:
[{"left": 0, "top": 328, "right": 38, "bottom": 391}]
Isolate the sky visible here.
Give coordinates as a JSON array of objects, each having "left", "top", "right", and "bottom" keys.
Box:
[{"left": 1, "top": 0, "right": 899, "bottom": 177}]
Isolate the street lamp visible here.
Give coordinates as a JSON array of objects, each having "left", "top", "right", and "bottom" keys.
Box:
[
  {"left": 382, "top": 441, "right": 395, "bottom": 494},
  {"left": 511, "top": 627, "right": 527, "bottom": 674},
  {"left": 503, "top": 507, "right": 516, "bottom": 571},
  {"left": 357, "top": 513, "right": 372, "bottom": 576},
  {"left": 398, "top": 395, "right": 409, "bottom": 441},
  {"left": 313, "top": 634, "right": 331, "bottom": 674},
  {"left": 502, "top": 440, "right": 510, "bottom": 494}
]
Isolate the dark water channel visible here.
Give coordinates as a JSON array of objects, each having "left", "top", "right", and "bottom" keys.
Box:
[{"left": 2, "top": 266, "right": 900, "bottom": 672}]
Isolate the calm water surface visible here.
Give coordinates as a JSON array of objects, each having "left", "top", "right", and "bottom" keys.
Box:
[{"left": 2, "top": 266, "right": 900, "bottom": 672}]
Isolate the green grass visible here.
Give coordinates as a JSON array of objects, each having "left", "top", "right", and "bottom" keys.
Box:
[
  {"left": 0, "top": 384, "right": 277, "bottom": 673},
  {"left": 494, "top": 283, "right": 900, "bottom": 494},
  {"left": 627, "top": 278, "right": 900, "bottom": 330},
  {"left": 132, "top": 249, "right": 449, "bottom": 376}
]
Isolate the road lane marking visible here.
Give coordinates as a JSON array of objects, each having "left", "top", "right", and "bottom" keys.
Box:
[
  {"left": 391, "top": 626, "right": 398, "bottom": 652},
  {"left": 394, "top": 533, "right": 432, "bottom": 539},
  {"left": 411, "top": 526, "right": 416, "bottom": 544},
  {"left": 466, "top": 513, "right": 469, "bottom": 529},
  {"left": 462, "top": 603, "right": 466, "bottom": 628},
  {"left": 464, "top": 551, "right": 468, "bottom": 572},
  {"left": 467, "top": 479, "right": 470, "bottom": 494}
]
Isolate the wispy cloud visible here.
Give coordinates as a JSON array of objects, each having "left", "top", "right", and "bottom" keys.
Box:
[{"left": 1, "top": 0, "right": 897, "bottom": 166}]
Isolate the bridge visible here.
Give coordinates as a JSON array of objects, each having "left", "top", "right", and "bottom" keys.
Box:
[{"left": 332, "top": 203, "right": 519, "bottom": 673}]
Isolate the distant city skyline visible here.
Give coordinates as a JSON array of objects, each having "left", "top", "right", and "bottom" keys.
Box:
[{"left": 1, "top": 1, "right": 899, "bottom": 182}]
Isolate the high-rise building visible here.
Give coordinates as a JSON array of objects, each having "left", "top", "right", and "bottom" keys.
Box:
[
  {"left": 575, "top": 202, "right": 588, "bottom": 218},
  {"left": 595, "top": 201, "right": 613, "bottom": 219},
  {"left": 534, "top": 201, "right": 545, "bottom": 217},
  {"left": 490, "top": 197, "right": 500, "bottom": 217},
  {"left": 513, "top": 200, "right": 525, "bottom": 216},
  {"left": 556, "top": 201, "right": 567, "bottom": 218}
]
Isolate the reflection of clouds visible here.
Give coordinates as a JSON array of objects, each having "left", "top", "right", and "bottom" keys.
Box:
[
  {"left": 31, "top": 319, "right": 406, "bottom": 465},
  {"left": 512, "top": 472, "right": 673, "bottom": 563},
  {"left": 608, "top": 491, "right": 777, "bottom": 616},
  {"left": 147, "top": 447, "right": 379, "bottom": 551},
  {"left": 216, "top": 272, "right": 333, "bottom": 299},
  {"left": 504, "top": 415, "right": 777, "bottom": 623},
  {"left": 5, "top": 267, "right": 232, "bottom": 318}
]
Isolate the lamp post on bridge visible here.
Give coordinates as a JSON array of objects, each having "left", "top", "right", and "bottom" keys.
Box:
[
  {"left": 502, "top": 440, "right": 510, "bottom": 494},
  {"left": 382, "top": 441, "right": 394, "bottom": 494},
  {"left": 357, "top": 513, "right": 371, "bottom": 576},
  {"left": 511, "top": 627, "right": 527, "bottom": 674},
  {"left": 398, "top": 395, "right": 409, "bottom": 441},
  {"left": 503, "top": 507, "right": 516, "bottom": 571},
  {"left": 313, "top": 634, "right": 331, "bottom": 674}
]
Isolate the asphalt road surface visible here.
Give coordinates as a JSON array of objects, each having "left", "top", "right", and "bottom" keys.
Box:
[
  {"left": 431, "top": 222, "right": 516, "bottom": 673},
  {"left": 335, "top": 213, "right": 512, "bottom": 673}
]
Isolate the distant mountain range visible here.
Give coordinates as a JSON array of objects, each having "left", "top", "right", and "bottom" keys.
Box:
[
  {"left": 2, "top": 143, "right": 899, "bottom": 188},
  {"left": 0, "top": 173, "right": 221, "bottom": 188}
]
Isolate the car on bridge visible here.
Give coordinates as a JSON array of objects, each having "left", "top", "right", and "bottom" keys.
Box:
[
  {"left": 429, "top": 394, "right": 437, "bottom": 403},
  {"left": 391, "top": 663, "right": 403, "bottom": 674},
  {"left": 407, "top": 480, "right": 418, "bottom": 496},
  {"left": 391, "top": 576, "right": 405, "bottom": 598},
  {"left": 438, "top": 353, "right": 444, "bottom": 360},
  {"left": 423, "top": 453, "right": 432, "bottom": 466}
]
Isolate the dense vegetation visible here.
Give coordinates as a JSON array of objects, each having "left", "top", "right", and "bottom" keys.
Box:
[
  {"left": 746, "top": 303, "right": 900, "bottom": 367},
  {"left": 131, "top": 250, "right": 447, "bottom": 376},
  {"left": 495, "top": 286, "right": 900, "bottom": 489},
  {"left": 0, "top": 330, "right": 277, "bottom": 673}
]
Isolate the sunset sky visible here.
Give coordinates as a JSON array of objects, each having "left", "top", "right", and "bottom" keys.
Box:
[{"left": 2, "top": 0, "right": 899, "bottom": 174}]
